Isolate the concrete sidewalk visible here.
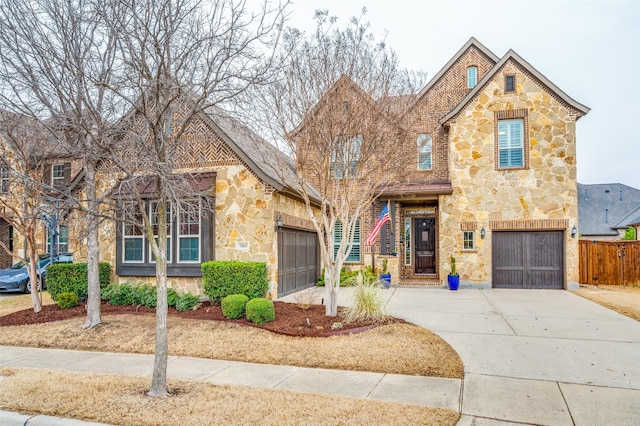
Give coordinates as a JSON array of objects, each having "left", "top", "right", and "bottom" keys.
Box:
[{"left": 0, "top": 345, "right": 461, "bottom": 425}]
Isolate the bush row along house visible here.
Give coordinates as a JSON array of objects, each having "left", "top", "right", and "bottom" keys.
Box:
[{"left": 0, "top": 37, "right": 589, "bottom": 296}]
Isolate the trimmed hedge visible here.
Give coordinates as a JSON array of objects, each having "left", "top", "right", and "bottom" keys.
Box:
[
  {"left": 57, "top": 292, "right": 79, "bottom": 309},
  {"left": 246, "top": 298, "right": 275, "bottom": 325},
  {"left": 221, "top": 294, "right": 249, "bottom": 319},
  {"left": 47, "top": 262, "right": 112, "bottom": 302},
  {"left": 202, "top": 261, "right": 269, "bottom": 302},
  {"left": 102, "top": 283, "right": 185, "bottom": 309}
]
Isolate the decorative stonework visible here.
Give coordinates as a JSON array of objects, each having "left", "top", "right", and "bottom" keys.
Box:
[{"left": 441, "top": 58, "right": 580, "bottom": 287}]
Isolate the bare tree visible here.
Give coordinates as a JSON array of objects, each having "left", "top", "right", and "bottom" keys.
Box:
[
  {"left": 251, "top": 10, "right": 423, "bottom": 316},
  {"left": 0, "top": 112, "right": 59, "bottom": 312},
  {"left": 0, "top": 0, "right": 125, "bottom": 328},
  {"left": 103, "top": 0, "right": 287, "bottom": 397}
]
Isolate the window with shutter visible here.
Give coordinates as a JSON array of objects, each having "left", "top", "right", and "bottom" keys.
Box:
[
  {"left": 51, "top": 164, "right": 65, "bottom": 188},
  {"left": 497, "top": 119, "right": 524, "bottom": 168},
  {"left": 333, "top": 220, "right": 360, "bottom": 262}
]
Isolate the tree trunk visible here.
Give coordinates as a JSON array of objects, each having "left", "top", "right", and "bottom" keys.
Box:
[
  {"left": 27, "top": 236, "right": 42, "bottom": 313},
  {"left": 82, "top": 160, "right": 102, "bottom": 329},
  {"left": 324, "top": 266, "right": 340, "bottom": 316},
  {"left": 148, "top": 198, "right": 169, "bottom": 397}
]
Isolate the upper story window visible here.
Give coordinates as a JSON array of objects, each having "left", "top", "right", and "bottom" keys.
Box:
[
  {"left": 467, "top": 66, "right": 478, "bottom": 89},
  {"left": 505, "top": 75, "right": 516, "bottom": 93},
  {"left": 331, "top": 134, "right": 362, "bottom": 178},
  {"left": 0, "top": 165, "right": 9, "bottom": 193},
  {"left": 334, "top": 219, "right": 361, "bottom": 263},
  {"left": 51, "top": 163, "right": 65, "bottom": 187},
  {"left": 417, "top": 134, "right": 432, "bottom": 170},
  {"left": 497, "top": 119, "right": 524, "bottom": 168}
]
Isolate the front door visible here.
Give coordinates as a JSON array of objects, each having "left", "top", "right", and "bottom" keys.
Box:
[{"left": 414, "top": 218, "right": 436, "bottom": 274}]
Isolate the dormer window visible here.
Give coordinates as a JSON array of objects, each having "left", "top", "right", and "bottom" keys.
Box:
[
  {"left": 467, "top": 66, "right": 478, "bottom": 89},
  {"left": 505, "top": 74, "right": 516, "bottom": 93}
]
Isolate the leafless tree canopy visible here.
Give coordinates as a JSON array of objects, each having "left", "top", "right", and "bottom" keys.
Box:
[{"left": 251, "top": 10, "right": 424, "bottom": 316}]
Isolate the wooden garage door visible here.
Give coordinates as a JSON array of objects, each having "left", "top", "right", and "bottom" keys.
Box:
[
  {"left": 277, "top": 228, "right": 319, "bottom": 297},
  {"left": 492, "top": 231, "right": 564, "bottom": 289}
]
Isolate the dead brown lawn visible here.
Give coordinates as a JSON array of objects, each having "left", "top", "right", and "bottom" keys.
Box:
[
  {"left": 0, "top": 294, "right": 463, "bottom": 378},
  {"left": 0, "top": 292, "right": 53, "bottom": 317},
  {"left": 574, "top": 284, "right": 640, "bottom": 321},
  {"left": 0, "top": 367, "right": 460, "bottom": 426}
]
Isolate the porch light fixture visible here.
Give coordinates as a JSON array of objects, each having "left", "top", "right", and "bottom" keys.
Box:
[
  {"left": 480, "top": 227, "right": 485, "bottom": 239},
  {"left": 275, "top": 216, "right": 284, "bottom": 232},
  {"left": 571, "top": 225, "right": 577, "bottom": 238}
]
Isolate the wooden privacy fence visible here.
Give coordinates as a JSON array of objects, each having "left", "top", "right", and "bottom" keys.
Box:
[{"left": 579, "top": 240, "right": 640, "bottom": 285}]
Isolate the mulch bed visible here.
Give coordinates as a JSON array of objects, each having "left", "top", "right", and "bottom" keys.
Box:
[{"left": 0, "top": 300, "right": 400, "bottom": 337}]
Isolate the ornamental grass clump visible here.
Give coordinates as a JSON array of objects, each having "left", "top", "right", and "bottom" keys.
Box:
[
  {"left": 342, "top": 272, "right": 388, "bottom": 324},
  {"left": 221, "top": 294, "right": 249, "bottom": 319},
  {"left": 245, "top": 298, "right": 275, "bottom": 325}
]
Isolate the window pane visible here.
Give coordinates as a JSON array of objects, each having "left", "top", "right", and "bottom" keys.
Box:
[
  {"left": 404, "top": 218, "right": 411, "bottom": 265},
  {"left": 179, "top": 237, "right": 199, "bottom": 262},
  {"left": 463, "top": 231, "right": 474, "bottom": 250},
  {"left": 417, "top": 134, "right": 432, "bottom": 170},
  {"left": 498, "top": 119, "right": 524, "bottom": 168},
  {"left": 467, "top": 66, "right": 477, "bottom": 89},
  {"left": 334, "top": 220, "right": 360, "bottom": 262},
  {"left": 124, "top": 238, "right": 143, "bottom": 261}
]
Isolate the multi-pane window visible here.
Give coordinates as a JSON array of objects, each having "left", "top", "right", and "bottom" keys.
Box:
[
  {"left": 51, "top": 164, "right": 65, "bottom": 187},
  {"left": 467, "top": 66, "right": 478, "bottom": 89},
  {"left": 463, "top": 231, "right": 475, "bottom": 251},
  {"left": 417, "top": 134, "right": 432, "bottom": 170},
  {"left": 331, "top": 134, "right": 362, "bottom": 178},
  {"left": 497, "top": 119, "right": 524, "bottom": 168},
  {"left": 505, "top": 75, "right": 516, "bottom": 93},
  {"left": 47, "top": 226, "right": 69, "bottom": 255},
  {"left": 150, "top": 202, "right": 172, "bottom": 262},
  {"left": 178, "top": 200, "right": 201, "bottom": 262},
  {"left": 333, "top": 220, "right": 360, "bottom": 262},
  {"left": 0, "top": 166, "right": 9, "bottom": 193},
  {"left": 123, "top": 204, "right": 144, "bottom": 262}
]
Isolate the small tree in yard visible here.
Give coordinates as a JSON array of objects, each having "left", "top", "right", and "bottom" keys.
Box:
[
  {"left": 104, "top": 0, "right": 287, "bottom": 397},
  {"left": 251, "top": 10, "right": 423, "bottom": 316}
]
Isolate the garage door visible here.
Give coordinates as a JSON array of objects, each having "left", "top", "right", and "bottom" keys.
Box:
[
  {"left": 277, "top": 228, "right": 319, "bottom": 297},
  {"left": 492, "top": 231, "right": 564, "bottom": 289}
]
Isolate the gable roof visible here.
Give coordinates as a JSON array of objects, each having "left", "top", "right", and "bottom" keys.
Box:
[
  {"left": 202, "top": 107, "right": 321, "bottom": 202},
  {"left": 413, "top": 37, "right": 499, "bottom": 102},
  {"left": 628, "top": 215, "right": 640, "bottom": 227},
  {"left": 441, "top": 48, "right": 590, "bottom": 125},
  {"left": 578, "top": 183, "right": 640, "bottom": 236}
]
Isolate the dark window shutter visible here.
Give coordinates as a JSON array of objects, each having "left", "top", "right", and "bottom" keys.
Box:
[{"left": 63, "top": 162, "right": 71, "bottom": 186}]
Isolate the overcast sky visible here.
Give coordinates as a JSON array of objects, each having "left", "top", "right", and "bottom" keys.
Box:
[{"left": 279, "top": 0, "right": 640, "bottom": 189}]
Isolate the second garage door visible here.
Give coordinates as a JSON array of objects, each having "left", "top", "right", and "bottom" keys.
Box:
[
  {"left": 277, "top": 228, "right": 319, "bottom": 297},
  {"left": 492, "top": 231, "right": 564, "bottom": 289}
]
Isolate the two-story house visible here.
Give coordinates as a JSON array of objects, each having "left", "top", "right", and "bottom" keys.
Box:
[{"left": 330, "top": 37, "right": 589, "bottom": 290}]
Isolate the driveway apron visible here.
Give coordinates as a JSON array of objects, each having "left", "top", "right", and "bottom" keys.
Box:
[{"left": 384, "top": 288, "right": 640, "bottom": 425}]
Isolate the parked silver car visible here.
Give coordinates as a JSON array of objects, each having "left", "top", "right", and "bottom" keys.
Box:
[{"left": 0, "top": 253, "right": 73, "bottom": 293}]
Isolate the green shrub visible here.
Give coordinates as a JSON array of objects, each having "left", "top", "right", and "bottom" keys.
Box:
[
  {"left": 47, "top": 262, "right": 111, "bottom": 302},
  {"left": 176, "top": 293, "right": 200, "bottom": 311},
  {"left": 167, "top": 288, "right": 180, "bottom": 307},
  {"left": 202, "top": 261, "right": 269, "bottom": 302},
  {"left": 104, "top": 283, "right": 137, "bottom": 306},
  {"left": 316, "top": 266, "right": 376, "bottom": 287},
  {"left": 221, "top": 294, "right": 249, "bottom": 319},
  {"left": 245, "top": 298, "right": 275, "bottom": 325},
  {"left": 57, "top": 292, "right": 79, "bottom": 309}
]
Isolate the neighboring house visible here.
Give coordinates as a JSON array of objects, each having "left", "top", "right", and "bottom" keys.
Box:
[
  {"left": 310, "top": 37, "right": 589, "bottom": 289},
  {"left": 629, "top": 216, "right": 640, "bottom": 240},
  {"left": 577, "top": 183, "right": 640, "bottom": 240}
]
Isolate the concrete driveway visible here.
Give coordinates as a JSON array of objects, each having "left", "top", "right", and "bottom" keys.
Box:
[{"left": 384, "top": 288, "right": 640, "bottom": 425}]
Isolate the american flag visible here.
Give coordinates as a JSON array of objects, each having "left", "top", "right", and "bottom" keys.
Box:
[{"left": 365, "top": 203, "right": 390, "bottom": 246}]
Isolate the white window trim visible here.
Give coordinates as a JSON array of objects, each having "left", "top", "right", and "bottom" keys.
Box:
[
  {"left": 467, "top": 66, "right": 478, "bottom": 89},
  {"left": 463, "top": 231, "right": 475, "bottom": 251},
  {"left": 334, "top": 219, "right": 361, "bottom": 263},
  {"left": 497, "top": 119, "right": 524, "bottom": 169},
  {"left": 177, "top": 200, "right": 201, "bottom": 263},
  {"left": 122, "top": 203, "right": 145, "bottom": 263},
  {"left": 51, "top": 163, "right": 65, "bottom": 186}
]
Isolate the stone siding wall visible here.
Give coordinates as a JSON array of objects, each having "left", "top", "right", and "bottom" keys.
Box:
[{"left": 441, "top": 59, "right": 581, "bottom": 287}]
